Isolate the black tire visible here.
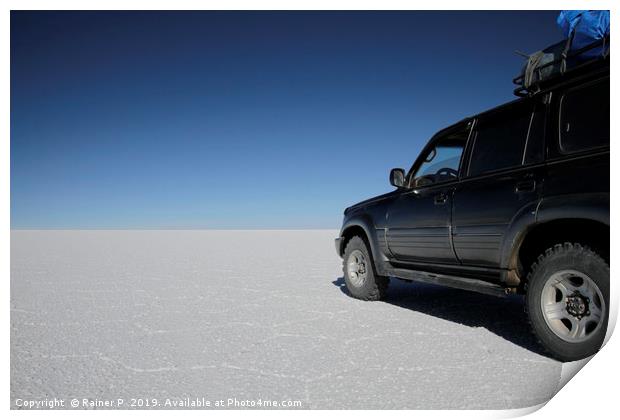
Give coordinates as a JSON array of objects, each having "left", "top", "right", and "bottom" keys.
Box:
[
  {"left": 525, "top": 243, "right": 609, "bottom": 362},
  {"left": 342, "top": 236, "right": 389, "bottom": 301}
]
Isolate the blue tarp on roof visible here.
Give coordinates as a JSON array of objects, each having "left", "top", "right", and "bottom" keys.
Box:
[{"left": 557, "top": 10, "right": 610, "bottom": 58}]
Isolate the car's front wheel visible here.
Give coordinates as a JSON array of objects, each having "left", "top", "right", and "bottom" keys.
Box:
[
  {"left": 526, "top": 243, "right": 609, "bottom": 362},
  {"left": 342, "top": 236, "right": 389, "bottom": 301}
]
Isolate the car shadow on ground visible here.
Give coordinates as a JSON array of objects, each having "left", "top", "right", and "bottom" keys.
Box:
[{"left": 332, "top": 276, "right": 551, "bottom": 358}]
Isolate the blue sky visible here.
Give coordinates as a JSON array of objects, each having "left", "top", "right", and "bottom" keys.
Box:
[{"left": 11, "top": 11, "right": 562, "bottom": 229}]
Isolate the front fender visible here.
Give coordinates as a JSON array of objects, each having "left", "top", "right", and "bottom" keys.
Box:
[{"left": 338, "top": 214, "right": 389, "bottom": 274}]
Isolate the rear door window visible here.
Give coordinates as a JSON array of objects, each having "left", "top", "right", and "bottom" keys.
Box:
[
  {"left": 559, "top": 78, "right": 609, "bottom": 154},
  {"left": 468, "top": 104, "right": 533, "bottom": 177}
]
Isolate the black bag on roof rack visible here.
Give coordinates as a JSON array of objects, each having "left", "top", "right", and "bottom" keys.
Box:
[
  {"left": 513, "top": 35, "right": 609, "bottom": 97},
  {"left": 519, "top": 40, "right": 568, "bottom": 90}
]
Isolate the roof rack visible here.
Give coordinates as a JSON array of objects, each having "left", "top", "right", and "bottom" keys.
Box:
[{"left": 513, "top": 36, "right": 610, "bottom": 98}]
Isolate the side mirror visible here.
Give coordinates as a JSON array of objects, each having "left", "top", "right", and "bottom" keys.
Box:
[{"left": 389, "top": 168, "right": 406, "bottom": 188}]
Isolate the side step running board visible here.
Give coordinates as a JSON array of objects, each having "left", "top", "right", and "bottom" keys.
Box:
[{"left": 386, "top": 268, "right": 509, "bottom": 298}]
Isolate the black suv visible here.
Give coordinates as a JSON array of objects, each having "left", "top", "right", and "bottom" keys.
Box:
[{"left": 335, "top": 53, "right": 609, "bottom": 362}]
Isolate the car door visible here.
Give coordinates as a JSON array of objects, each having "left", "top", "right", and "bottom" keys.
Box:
[
  {"left": 385, "top": 123, "right": 471, "bottom": 264},
  {"left": 451, "top": 100, "right": 546, "bottom": 267}
]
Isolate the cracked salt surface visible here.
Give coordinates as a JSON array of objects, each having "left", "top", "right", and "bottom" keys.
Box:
[{"left": 11, "top": 230, "right": 561, "bottom": 409}]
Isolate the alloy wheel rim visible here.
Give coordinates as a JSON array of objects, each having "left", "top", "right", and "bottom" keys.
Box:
[
  {"left": 540, "top": 270, "right": 605, "bottom": 343},
  {"left": 347, "top": 250, "right": 368, "bottom": 287}
]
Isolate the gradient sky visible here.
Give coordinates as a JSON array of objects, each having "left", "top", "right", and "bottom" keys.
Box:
[{"left": 11, "top": 11, "right": 562, "bottom": 229}]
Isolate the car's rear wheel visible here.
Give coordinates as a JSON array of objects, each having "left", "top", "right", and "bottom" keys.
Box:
[
  {"left": 526, "top": 243, "right": 609, "bottom": 362},
  {"left": 342, "top": 236, "right": 389, "bottom": 301}
]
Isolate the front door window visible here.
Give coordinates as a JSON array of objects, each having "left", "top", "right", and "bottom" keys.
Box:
[{"left": 410, "top": 130, "right": 468, "bottom": 188}]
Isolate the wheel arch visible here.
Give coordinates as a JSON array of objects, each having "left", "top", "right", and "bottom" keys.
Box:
[
  {"left": 338, "top": 216, "right": 388, "bottom": 275},
  {"left": 501, "top": 194, "right": 609, "bottom": 284},
  {"left": 509, "top": 218, "right": 609, "bottom": 284}
]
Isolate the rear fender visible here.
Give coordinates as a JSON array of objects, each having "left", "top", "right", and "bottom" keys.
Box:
[{"left": 501, "top": 193, "right": 609, "bottom": 275}]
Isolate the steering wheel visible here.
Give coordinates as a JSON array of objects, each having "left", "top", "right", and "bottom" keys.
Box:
[
  {"left": 414, "top": 174, "right": 436, "bottom": 187},
  {"left": 436, "top": 167, "right": 458, "bottom": 179}
]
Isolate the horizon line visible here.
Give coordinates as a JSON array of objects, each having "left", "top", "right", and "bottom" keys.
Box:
[{"left": 10, "top": 227, "right": 340, "bottom": 231}]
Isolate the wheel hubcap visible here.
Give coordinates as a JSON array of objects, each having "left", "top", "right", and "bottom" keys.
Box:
[
  {"left": 541, "top": 270, "right": 605, "bottom": 343},
  {"left": 347, "top": 250, "right": 368, "bottom": 287},
  {"left": 566, "top": 293, "right": 589, "bottom": 318}
]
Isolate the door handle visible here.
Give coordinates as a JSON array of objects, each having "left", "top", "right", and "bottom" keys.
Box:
[
  {"left": 515, "top": 179, "right": 536, "bottom": 193},
  {"left": 434, "top": 193, "right": 448, "bottom": 205}
]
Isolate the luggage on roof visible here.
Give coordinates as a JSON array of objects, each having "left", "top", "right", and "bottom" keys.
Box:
[
  {"left": 513, "top": 10, "right": 610, "bottom": 97},
  {"left": 557, "top": 10, "right": 610, "bottom": 59}
]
